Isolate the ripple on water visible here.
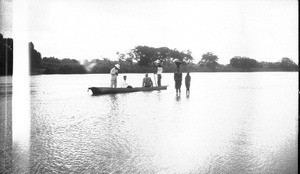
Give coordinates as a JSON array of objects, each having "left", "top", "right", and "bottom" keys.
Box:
[{"left": 24, "top": 73, "right": 299, "bottom": 173}]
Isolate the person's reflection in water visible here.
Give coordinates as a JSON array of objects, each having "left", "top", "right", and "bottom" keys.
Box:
[
  {"left": 175, "top": 94, "right": 181, "bottom": 101},
  {"left": 108, "top": 94, "right": 118, "bottom": 107},
  {"left": 106, "top": 94, "right": 119, "bottom": 143},
  {"left": 154, "top": 92, "right": 162, "bottom": 102},
  {"left": 105, "top": 94, "right": 137, "bottom": 171}
]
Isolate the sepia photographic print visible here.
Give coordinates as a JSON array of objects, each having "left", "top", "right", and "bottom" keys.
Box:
[{"left": 0, "top": 0, "right": 298, "bottom": 173}]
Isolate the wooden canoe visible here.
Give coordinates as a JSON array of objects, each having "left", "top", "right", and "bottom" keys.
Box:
[{"left": 88, "top": 86, "right": 168, "bottom": 95}]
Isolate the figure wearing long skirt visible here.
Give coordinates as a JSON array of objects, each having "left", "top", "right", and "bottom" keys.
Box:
[{"left": 185, "top": 72, "right": 191, "bottom": 96}]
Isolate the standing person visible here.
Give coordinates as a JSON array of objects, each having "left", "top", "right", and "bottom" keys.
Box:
[
  {"left": 185, "top": 72, "right": 191, "bottom": 96},
  {"left": 153, "top": 60, "right": 163, "bottom": 86},
  {"left": 174, "top": 68, "right": 182, "bottom": 95},
  {"left": 110, "top": 64, "right": 120, "bottom": 88},
  {"left": 142, "top": 73, "right": 153, "bottom": 87},
  {"left": 122, "top": 75, "right": 132, "bottom": 88}
]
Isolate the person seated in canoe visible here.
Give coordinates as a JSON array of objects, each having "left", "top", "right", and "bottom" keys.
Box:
[
  {"left": 122, "top": 75, "right": 133, "bottom": 88},
  {"left": 142, "top": 73, "right": 153, "bottom": 87},
  {"left": 110, "top": 64, "right": 120, "bottom": 88}
]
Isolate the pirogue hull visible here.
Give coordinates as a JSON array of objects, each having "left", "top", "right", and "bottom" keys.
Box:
[{"left": 88, "top": 86, "right": 168, "bottom": 95}]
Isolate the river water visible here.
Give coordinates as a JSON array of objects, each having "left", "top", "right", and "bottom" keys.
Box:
[
  {"left": 0, "top": 76, "right": 12, "bottom": 174},
  {"left": 0, "top": 72, "right": 298, "bottom": 173}
]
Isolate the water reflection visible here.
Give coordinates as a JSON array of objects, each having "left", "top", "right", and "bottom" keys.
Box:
[
  {"left": 186, "top": 93, "right": 190, "bottom": 98},
  {"left": 0, "top": 95, "right": 12, "bottom": 173},
  {"left": 175, "top": 94, "right": 181, "bottom": 101},
  {"left": 25, "top": 73, "right": 299, "bottom": 173},
  {"left": 0, "top": 77, "right": 13, "bottom": 174},
  {"left": 108, "top": 94, "right": 118, "bottom": 110}
]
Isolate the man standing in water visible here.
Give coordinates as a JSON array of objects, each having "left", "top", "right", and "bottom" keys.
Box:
[
  {"left": 154, "top": 60, "right": 163, "bottom": 86},
  {"left": 174, "top": 59, "right": 183, "bottom": 95},
  {"left": 110, "top": 64, "right": 120, "bottom": 88},
  {"left": 174, "top": 68, "right": 182, "bottom": 95}
]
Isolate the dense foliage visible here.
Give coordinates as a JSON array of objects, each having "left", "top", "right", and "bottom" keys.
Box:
[
  {"left": 131, "top": 46, "right": 193, "bottom": 68},
  {"left": 198, "top": 52, "right": 219, "bottom": 71},
  {"left": 42, "top": 57, "right": 86, "bottom": 74},
  {"left": 24, "top": 43, "right": 300, "bottom": 74},
  {"left": 0, "top": 33, "right": 13, "bottom": 75},
  {"left": 29, "top": 42, "right": 43, "bottom": 74},
  {"left": 229, "top": 56, "right": 258, "bottom": 70},
  {"left": 29, "top": 42, "right": 86, "bottom": 74},
  {"left": 280, "top": 57, "right": 298, "bottom": 71},
  {"left": 0, "top": 33, "right": 298, "bottom": 75}
]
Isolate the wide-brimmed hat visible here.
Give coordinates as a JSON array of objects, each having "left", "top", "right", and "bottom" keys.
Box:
[{"left": 115, "top": 64, "right": 120, "bottom": 69}]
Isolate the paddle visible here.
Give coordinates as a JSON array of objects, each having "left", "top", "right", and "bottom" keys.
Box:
[{"left": 153, "top": 61, "right": 158, "bottom": 86}]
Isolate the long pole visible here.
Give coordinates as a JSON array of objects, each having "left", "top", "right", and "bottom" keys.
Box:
[
  {"left": 152, "top": 59, "right": 158, "bottom": 86},
  {"left": 153, "top": 73, "right": 157, "bottom": 86}
]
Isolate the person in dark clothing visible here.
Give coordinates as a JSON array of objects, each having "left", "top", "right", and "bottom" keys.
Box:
[
  {"left": 174, "top": 68, "right": 182, "bottom": 95},
  {"left": 185, "top": 72, "right": 191, "bottom": 96}
]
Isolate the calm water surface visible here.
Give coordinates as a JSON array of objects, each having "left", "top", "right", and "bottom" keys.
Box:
[
  {"left": 0, "top": 76, "right": 12, "bottom": 174},
  {"left": 2, "top": 72, "right": 298, "bottom": 173}
]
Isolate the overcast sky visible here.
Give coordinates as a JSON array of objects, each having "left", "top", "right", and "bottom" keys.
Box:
[{"left": 19, "top": 0, "right": 299, "bottom": 64}]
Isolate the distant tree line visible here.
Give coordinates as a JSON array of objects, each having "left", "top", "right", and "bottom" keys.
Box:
[
  {"left": 196, "top": 52, "right": 298, "bottom": 72},
  {"left": 29, "top": 42, "right": 43, "bottom": 74},
  {"left": 30, "top": 44, "right": 299, "bottom": 74},
  {"left": 1, "top": 33, "right": 298, "bottom": 76},
  {"left": 42, "top": 57, "right": 86, "bottom": 74},
  {"left": 29, "top": 42, "right": 86, "bottom": 74},
  {"left": 0, "top": 33, "right": 13, "bottom": 76}
]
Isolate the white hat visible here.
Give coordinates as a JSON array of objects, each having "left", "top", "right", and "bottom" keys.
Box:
[{"left": 115, "top": 64, "right": 120, "bottom": 69}]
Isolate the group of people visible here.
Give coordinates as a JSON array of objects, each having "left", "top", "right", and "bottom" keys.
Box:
[
  {"left": 110, "top": 64, "right": 153, "bottom": 88},
  {"left": 109, "top": 61, "right": 191, "bottom": 95},
  {"left": 174, "top": 60, "right": 191, "bottom": 96},
  {"left": 110, "top": 64, "right": 132, "bottom": 88},
  {"left": 174, "top": 69, "right": 191, "bottom": 96}
]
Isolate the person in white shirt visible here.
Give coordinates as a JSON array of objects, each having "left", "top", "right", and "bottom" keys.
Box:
[
  {"left": 156, "top": 65, "right": 163, "bottom": 86},
  {"left": 154, "top": 60, "right": 163, "bottom": 86},
  {"left": 110, "top": 64, "right": 120, "bottom": 88},
  {"left": 121, "top": 75, "right": 132, "bottom": 88}
]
